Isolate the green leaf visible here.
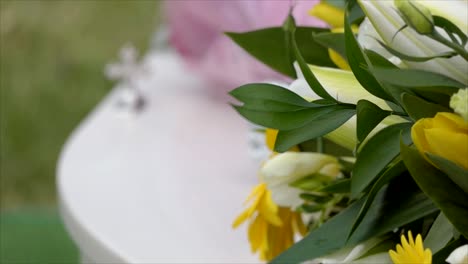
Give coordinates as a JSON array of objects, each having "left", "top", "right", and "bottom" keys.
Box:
[
  {"left": 401, "top": 93, "right": 451, "bottom": 121},
  {"left": 348, "top": 1, "right": 365, "bottom": 24},
  {"left": 289, "top": 173, "right": 333, "bottom": 191},
  {"left": 364, "top": 49, "right": 398, "bottom": 69},
  {"left": 400, "top": 142, "right": 468, "bottom": 238},
  {"left": 313, "top": 32, "right": 346, "bottom": 59},
  {"left": 288, "top": 15, "right": 336, "bottom": 101},
  {"left": 351, "top": 122, "right": 412, "bottom": 197},
  {"left": 324, "top": 0, "right": 346, "bottom": 9},
  {"left": 298, "top": 204, "right": 324, "bottom": 213},
  {"left": 272, "top": 184, "right": 437, "bottom": 263},
  {"left": 230, "top": 83, "right": 318, "bottom": 112},
  {"left": 348, "top": 160, "right": 407, "bottom": 240},
  {"left": 299, "top": 193, "right": 333, "bottom": 203},
  {"left": 230, "top": 83, "right": 312, "bottom": 108},
  {"left": 318, "top": 179, "right": 351, "bottom": 193},
  {"left": 407, "top": 87, "right": 454, "bottom": 107},
  {"left": 372, "top": 68, "right": 465, "bottom": 89},
  {"left": 433, "top": 16, "right": 468, "bottom": 46},
  {"left": 432, "top": 237, "right": 468, "bottom": 264},
  {"left": 356, "top": 100, "right": 391, "bottom": 143},
  {"left": 427, "top": 154, "right": 468, "bottom": 194},
  {"left": 424, "top": 212, "right": 453, "bottom": 253},
  {"left": 363, "top": 50, "right": 406, "bottom": 112},
  {"left": 226, "top": 27, "right": 334, "bottom": 78},
  {"left": 344, "top": 7, "right": 393, "bottom": 102},
  {"left": 233, "top": 105, "right": 346, "bottom": 130},
  {"left": 275, "top": 107, "right": 356, "bottom": 152}
]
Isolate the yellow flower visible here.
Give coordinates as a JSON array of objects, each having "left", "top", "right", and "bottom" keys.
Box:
[
  {"left": 265, "top": 128, "right": 299, "bottom": 152},
  {"left": 309, "top": 2, "right": 351, "bottom": 70},
  {"left": 411, "top": 112, "right": 468, "bottom": 170},
  {"left": 309, "top": 1, "right": 345, "bottom": 28},
  {"left": 389, "top": 231, "right": 432, "bottom": 264},
  {"left": 232, "top": 183, "right": 306, "bottom": 261},
  {"left": 328, "top": 28, "right": 351, "bottom": 70}
]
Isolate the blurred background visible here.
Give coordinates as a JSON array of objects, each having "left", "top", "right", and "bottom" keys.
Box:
[{"left": 0, "top": 1, "right": 159, "bottom": 262}]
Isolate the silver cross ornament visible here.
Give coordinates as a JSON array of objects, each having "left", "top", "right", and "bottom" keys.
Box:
[{"left": 105, "top": 43, "right": 148, "bottom": 112}]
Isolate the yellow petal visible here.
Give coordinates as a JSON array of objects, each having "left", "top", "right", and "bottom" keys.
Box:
[
  {"left": 435, "top": 112, "right": 468, "bottom": 132},
  {"left": 265, "top": 129, "right": 278, "bottom": 151},
  {"left": 424, "top": 249, "right": 432, "bottom": 264},
  {"left": 244, "top": 183, "right": 266, "bottom": 205},
  {"left": 258, "top": 190, "right": 283, "bottom": 226},
  {"left": 408, "top": 231, "right": 415, "bottom": 247},
  {"left": 328, "top": 48, "right": 351, "bottom": 70},
  {"left": 232, "top": 208, "right": 252, "bottom": 228},
  {"left": 248, "top": 216, "right": 267, "bottom": 253},
  {"left": 411, "top": 118, "right": 432, "bottom": 156},
  {"left": 309, "top": 1, "right": 345, "bottom": 28},
  {"left": 292, "top": 212, "right": 307, "bottom": 236},
  {"left": 389, "top": 250, "right": 401, "bottom": 264},
  {"left": 425, "top": 128, "right": 468, "bottom": 169}
]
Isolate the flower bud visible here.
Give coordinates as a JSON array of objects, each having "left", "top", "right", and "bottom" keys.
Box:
[
  {"left": 261, "top": 152, "right": 341, "bottom": 208},
  {"left": 450, "top": 88, "right": 468, "bottom": 122},
  {"left": 411, "top": 112, "right": 468, "bottom": 170},
  {"left": 394, "top": 0, "right": 434, "bottom": 34},
  {"left": 446, "top": 244, "right": 468, "bottom": 264}
]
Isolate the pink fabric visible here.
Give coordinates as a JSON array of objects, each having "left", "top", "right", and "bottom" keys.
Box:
[{"left": 165, "top": 0, "right": 326, "bottom": 95}]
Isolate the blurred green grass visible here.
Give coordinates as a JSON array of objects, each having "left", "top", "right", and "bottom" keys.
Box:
[
  {"left": 0, "top": 0, "right": 159, "bottom": 209},
  {"left": 0, "top": 209, "right": 79, "bottom": 263},
  {"left": 1, "top": 2, "right": 159, "bottom": 262}
]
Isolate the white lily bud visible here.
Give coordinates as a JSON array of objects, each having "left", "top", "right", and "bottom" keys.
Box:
[
  {"left": 394, "top": 0, "right": 434, "bottom": 35},
  {"left": 261, "top": 152, "right": 341, "bottom": 208},
  {"left": 358, "top": 0, "right": 468, "bottom": 85},
  {"left": 446, "top": 244, "right": 468, "bottom": 264}
]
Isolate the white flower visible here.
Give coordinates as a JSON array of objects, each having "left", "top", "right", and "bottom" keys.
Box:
[
  {"left": 450, "top": 88, "right": 468, "bottom": 122},
  {"left": 260, "top": 152, "right": 341, "bottom": 208},
  {"left": 357, "top": 0, "right": 468, "bottom": 85},
  {"left": 288, "top": 64, "right": 405, "bottom": 150},
  {"left": 446, "top": 244, "right": 468, "bottom": 264}
]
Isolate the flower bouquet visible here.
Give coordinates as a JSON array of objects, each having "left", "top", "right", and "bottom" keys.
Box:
[{"left": 229, "top": 0, "right": 468, "bottom": 263}]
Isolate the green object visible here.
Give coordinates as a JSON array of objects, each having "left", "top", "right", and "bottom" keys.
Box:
[
  {"left": 401, "top": 142, "right": 468, "bottom": 238},
  {"left": 351, "top": 123, "right": 412, "bottom": 197},
  {"left": 0, "top": 209, "right": 79, "bottom": 263},
  {"left": 272, "top": 184, "right": 437, "bottom": 263},
  {"left": 356, "top": 100, "right": 391, "bottom": 143},
  {"left": 401, "top": 93, "right": 450, "bottom": 120},
  {"left": 276, "top": 108, "right": 356, "bottom": 152},
  {"left": 226, "top": 26, "right": 335, "bottom": 79},
  {"left": 427, "top": 154, "right": 468, "bottom": 194},
  {"left": 344, "top": 7, "right": 393, "bottom": 102},
  {"left": 312, "top": 32, "right": 347, "bottom": 59},
  {"left": 288, "top": 15, "right": 336, "bottom": 102},
  {"left": 394, "top": 0, "right": 434, "bottom": 35},
  {"left": 1, "top": 0, "right": 159, "bottom": 210}
]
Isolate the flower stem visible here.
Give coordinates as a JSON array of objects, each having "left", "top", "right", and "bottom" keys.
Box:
[{"left": 431, "top": 31, "right": 468, "bottom": 61}]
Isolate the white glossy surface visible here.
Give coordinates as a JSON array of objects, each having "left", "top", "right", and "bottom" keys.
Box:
[{"left": 57, "top": 51, "right": 259, "bottom": 263}]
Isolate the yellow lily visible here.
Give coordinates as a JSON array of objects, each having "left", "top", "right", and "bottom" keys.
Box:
[
  {"left": 411, "top": 112, "right": 468, "bottom": 170},
  {"left": 232, "top": 183, "right": 306, "bottom": 261}
]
